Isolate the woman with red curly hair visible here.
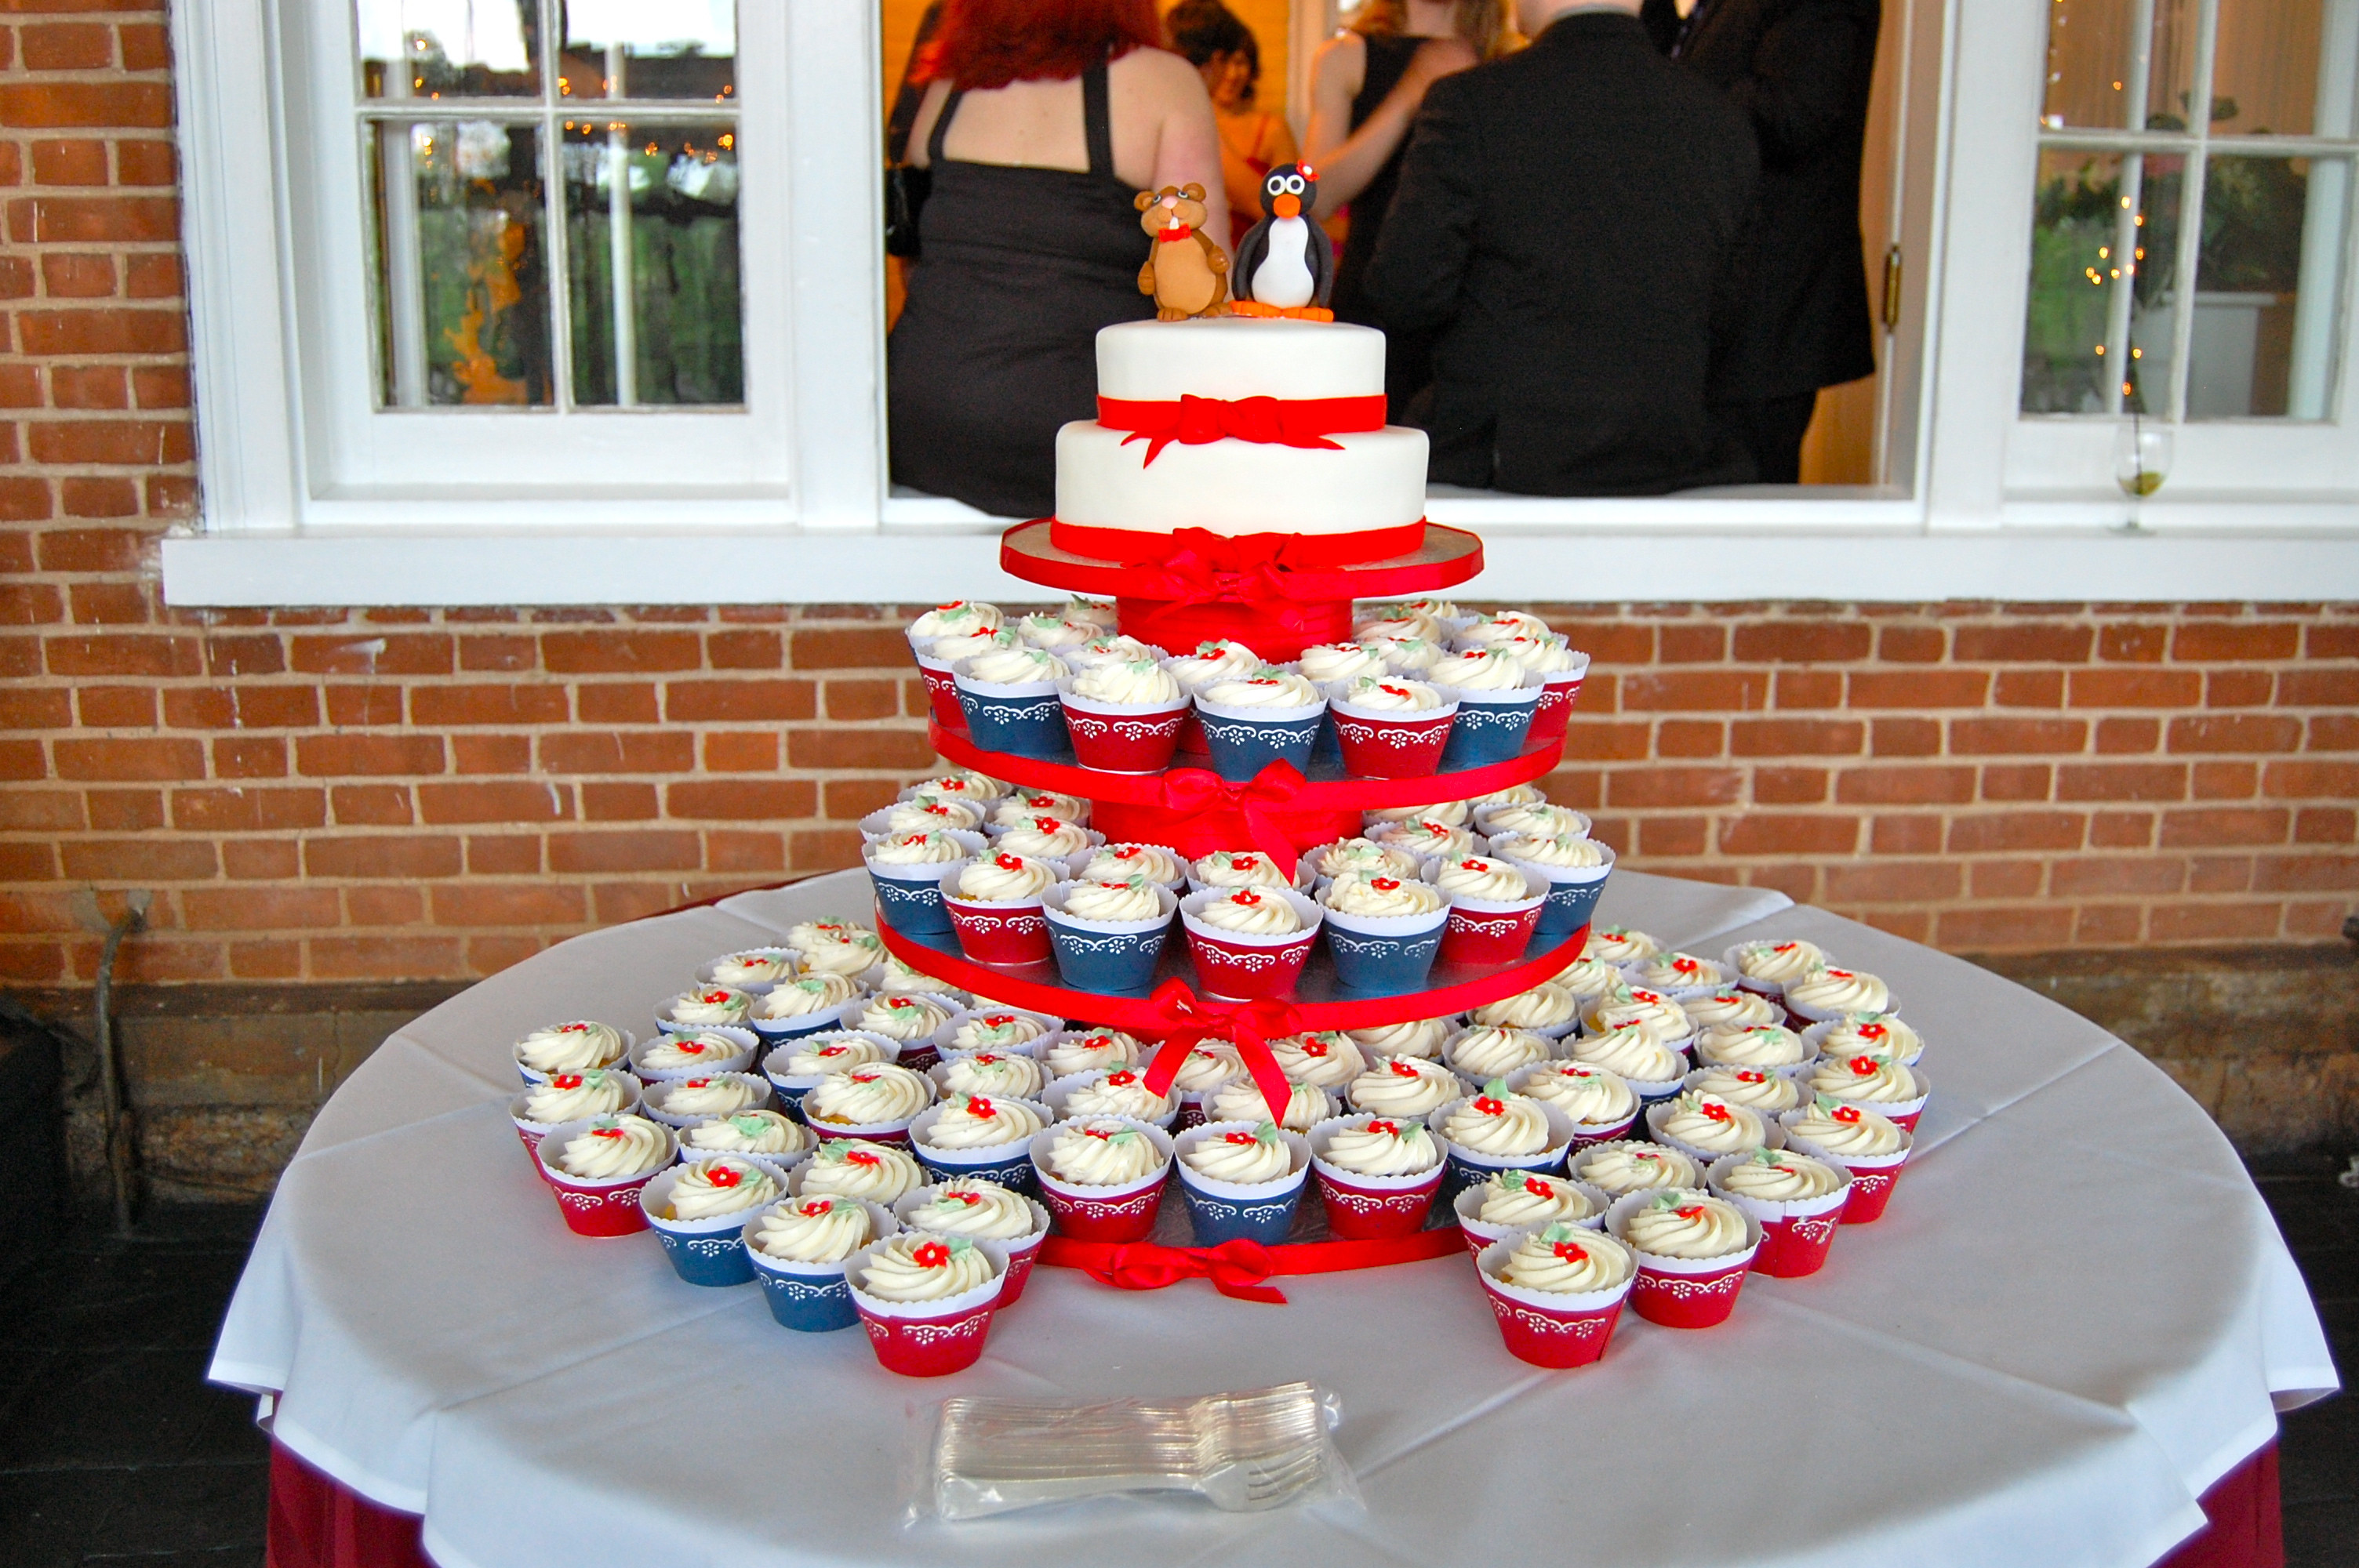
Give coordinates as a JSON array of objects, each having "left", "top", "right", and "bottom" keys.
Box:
[{"left": 889, "top": 0, "right": 1226, "bottom": 519}]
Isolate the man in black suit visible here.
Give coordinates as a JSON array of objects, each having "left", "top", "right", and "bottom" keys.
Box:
[
  {"left": 1365, "top": 0, "right": 1760, "bottom": 496},
  {"left": 1644, "top": 0, "right": 1881, "bottom": 483}
]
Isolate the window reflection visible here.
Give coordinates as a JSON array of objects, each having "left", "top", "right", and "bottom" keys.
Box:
[
  {"left": 358, "top": 0, "right": 540, "bottom": 99},
  {"left": 558, "top": 0, "right": 736, "bottom": 101}
]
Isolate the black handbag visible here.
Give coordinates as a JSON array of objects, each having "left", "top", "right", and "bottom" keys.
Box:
[{"left": 885, "top": 162, "right": 930, "bottom": 260}]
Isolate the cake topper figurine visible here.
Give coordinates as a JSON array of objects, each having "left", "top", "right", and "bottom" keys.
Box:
[
  {"left": 1135, "top": 183, "right": 1230, "bottom": 321},
  {"left": 1230, "top": 163, "right": 1334, "bottom": 321}
]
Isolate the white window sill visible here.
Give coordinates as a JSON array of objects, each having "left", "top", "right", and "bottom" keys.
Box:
[{"left": 161, "top": 490, "right": 2359, "bottom": 608}]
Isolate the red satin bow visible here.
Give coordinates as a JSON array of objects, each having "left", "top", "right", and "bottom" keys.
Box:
[
  {"left": 1099, "top": 394, "right": 1383, "bottom": 466},
  {"left": 1078, "top": 1237, "right": 1288, "bottom": 1304},
  {"left": 1157, "top": 760, "right": 1308, "bottom": 877},
  {"left": 1136, "top": 979, "right": 1302, "bottom": 1136}
]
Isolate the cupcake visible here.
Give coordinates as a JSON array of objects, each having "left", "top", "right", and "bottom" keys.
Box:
[
  {"left": 1778, "top": 1097, "right": 1913, "bottom": 1223},
  {"left": 1686, "top": 1065, "right": 1802, "bottom": 1116},
  {"left": 1014, "top": 612, "right": 1097, "bottom": 651},
  {"left": 1608, "top": 1187, "right": 1761, "bottom": 1328},
  {"left": 1042, "top": 1028, "right": 1144, "bottom": 1079},
  {"left": 1369, "top": 817, "right": 1480, "bottom": 862},
  {"left": 845, "top": 1232, "right": 1009, "bottom": 1376},
  {"left": 1296, "top": 641, "right": 1389, "bottom": 685},
  {"left": 1473, "top": 1223, "right": 1637, "bottom": 1368},
  {"left": 1343, "top": 1052, "right": 1460, "bottom": 1120},
  {"left": 534, "top": 1114, "right": 674, "bottom": 1236},
  {"left": 1319, "top": 873, "right": 1449, "bottom": 992},
  {"left": 794, "top": 1137, "right": 925, "bottom": 1203},
  {"left": 1725, "top": 938, "right": 1828, "bottom": 995},
  {"left": 1474, "top": 801, "right": 1592, "bottom": 841},
  {"left": 1511, "top": 1060, "right": 1639, "bottom": 1145},
  {"left": 1063, "top": 594, "right": 1118, "bottom": 630},
  {"left": 512, "top": 1020, "right": 630, "bottom": 1083},
  {"left": 1365, "top": 633, "right": 1446, "bottom": 674},
  {"left": 853, "top": 993, "right": 958, "bottom": 1046},
  {"left": 1365, "top": 798, "right": 1470, "bottom": 828},
  {"left": 1427, "top": 855, "right": 1547, "bottom": 967},
  {"left": 895, "top": 1180, "right": 1053, "bottom": 1304},
  {"left": 1469, "top": 981, "right": 1581, "bottom": 1039},
  {"left": 1053, "top": 1066, "right": 1180, "bottom": 1127},
  {"left": 1271, "top": 1031, "right": 1364, "bottom": 1088},
  {"left": 518, "top": 1067, "right": 637, "bottom": 1127},
  {"left": 941, "top": 1010, "right": 1054, "bottom": 1056},
  {"left": 1645, "top": 1091, "right": 1772, "bottom": 1166},
  {"left": 1568, "top": 1025, "right": 1688, "bottom": 1099},
  {"left": 1432, "top": 648, "right": 1542, "bottom": 768},
  {"left": 642, "top": 1073, "right": 769, "bottom": 1129},
  {"left": 1328, "top": 675, "right": 1458, "bottom": 778},
  {"left": 769, "top": 1029, "right": 890, "bottom": 1077},
  {"left": 745, "top": 1194, "right": 891, "bottom": 1331},
  {"left": 1683, "top": 987, "right": 1783, "bottom": 1033},
  {"left": 1061, "top": 659, "right": 1190, "bottom": 771},
  {"left": 868, "top": 797, "right": 987, "bottom": 837},
  {"left": 1304, "top": 837, "right": 1422, "bottom": 882},
  {"left": 1164, "top": 638, "right": 1264, "bottom": 694},
  {"left": 1175, "top": 1120, "right": 1314, "bottom": 1245},
  {"left": 1067, "top": 633, "right": 1161, "bottom": 669},
  {"left": 1191, "top": 849, "right": 1298, "bottom": 891},
  {"left": 1694, "top": 1022, "right": 1811, "bottom": 1069},
  {"left": 631, "top": 1028, "right": 756, "bottom": 1082},
  {"left": 907, "top": 601, "right": 1002, "bottom": 644},
  {"left": 1809, "top": 1012, "right": 1925, "bottom": 1066},
  {"left": 1584, "top": 924, "right": 1660, "bottom": 965},
  {"left": 1207, "top": 1076, "right": 1333, "bottom": 1132},
  {"left": 655, "top": 986, "right": 754, "bottom": 1033},
  {"left": 1043, "top": 877, "right": 1176, "bottom": 993},
  {"left": 797, "top": 927, "right": 887, "bottom": 978},
  {"left": 1347, "top": 1017, "right": 1450, "bottom": 1060},
  {"left": 1583, "top": 987, "right": 1695, "bottom": 1048},
  {"left": 993, "top": 815, "right": 1098, "bottom": 869},
  {"left": 682, "top": 1109, "right": 814, "bottom": 1161},
  {"left": 1355, "top": 604, "right": 1447, "bottom": 641},
  {"left": 1307, "top": 1114, "right": 1447, "bottom": 1238},
  {"left": 1467, "top": 782, "right": 1547, "bottom": 809},
  {"left": 1081, "top": 842, "right": 1187, "bottom": 889},
  {"left": 1574, "top": 1139, "right": 1703, "bottom": 1196},
  {"left": 700, "top": 949, "right": 799, "bottom": 991},
  {"left": 1802, "top": 1054, "right": 1930, "bottom": 1129},
  {"left": 653, "top": 1152, "right": 780, "bottom": 1219},
  {"left": 1027, "top": 1117, "right": 1175, "bottom": 1242},
  {"left": 935, "top": 1050, "right": 1049, "bottom": 1100},
  {"left": 1194, "top": 670, "right": 1326, "bottom": 781},
  {"left": 1510, "top": 637, "right": 1590, "bottom": 747},
  {"left": 1434, "top": 1081, "right": 1572, "bottom": 1197},
  {"left": 994, "top": 790, "right": 1089, "bottom": 828},
  {"left": 1550, "top": 956, "right": 1627, "bottom": 1007},
  {"left": 1165, "top": 1039, "right": 1245, "bottom": 1126},
  {"left": 801, "top": 1062, "right": 935, "bottom": 1142},
  {"left": 1180, "top": 887, "right": 1321, "bottom": 1000},
  {"left": 863, "top": 829, "right": 981, "bottom": 937},
  {"left": 909, "top": 1092, "right": 1050, "bottom": 1188},
  {"left": 1443, "top": 1025, "right": 1554, "bottom": 1083},
  {"left": 941, "top": 853, "right": 1057, "bottom": 965},
  {"left": 903, "top": 771, "right": 1007, "bottom": 805},
  {"left": 876, "top": 956, "right": 965, "bottom": 998},
  {"left": 1487, "top": 833, "right": 1613, "bottom": 938},
  {"left": 1783, "top": 965, "right": 1895, "bottom": 1024},
  {"left": 1623, "top": 951, "right": 1732, "bottom": 999},
  {"left": 1467, "top": 1167, "right": 1601, "bottom": 1232},
  {"left": 749, "top": 971, "right": 867, "bottom": 1042},
  {"left": 1707, "top": 1147, "right": 1852, "bottom": 1277},
  {"left": 642, "top": 1153, "right": 784, "bottom": 1286},
  {"left": 952, "top": 645, "right": 1070, "bottom": 757}
]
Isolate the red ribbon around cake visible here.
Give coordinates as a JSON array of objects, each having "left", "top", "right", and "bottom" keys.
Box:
[
  {"left": 1136, "top": 980, "right": 1303, "bottom": 1142},
  {"left": 1156, "top": 760, "right": 1309, "bottom": 877},
  {"left": 1038, "top": 1229, "right": 1467, "bottom": 1304},
  {"left": 1099, "top": 393, "right": 1385, "bottom": 466}
]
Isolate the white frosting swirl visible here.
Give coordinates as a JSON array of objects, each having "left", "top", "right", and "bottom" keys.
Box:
[
  {"left": 1786, "top": 967, "right": 1893, "bottom": 1016},
  {"left": 1296, "top": 642, "right": 1388, "bottom": 682},
  {"left": 1656, "top": 1091, "right": 1769, "bottom": 1156},
  {"left": 920, "top": 1092, "right": 1045, "bottom": 1150},
  {"left": 1472, "top": 982, "right": 1579, "bottom": 1033},
  {"left": 871, "top": 831, "right": 968, "bottom": 866},
  {"left": 1817, "top": 1013, "right": 1923, "bottom": 1063},
  {"left": 909, "top": 601, "right": 1001, "bottom": 640},
  {"left": 707, "top": 951, "right": 798, "bottom": 987},
  {"left": 1164, "top": 640, "right": 1264, "bottom": 691},
  {"left": 947, "top": 1012, "right": 1049, "bottom": 1053},
  {"left": 1201, "top": 671, "right": 1321, "bottom": 709},
  {"left": 1445, "top": 1025, "right": 1553, "bottom": 1078},
  {"left": 1044, "top": 1029, "right": 1143, "bottom": 1078},
  {"left": 1192, "top": 888, "right": 1303, "bottom": 935},
  {"left": 1319, "top": 1117, "right": 1441, "bottom": 1175},
  {"left": 1438, "top": 1089, "right": 1554, "bottom": 1155},
  {"left": 1346, "top": 1054, "right": 1459, "bottom": 1116},
  {"left": 1550, "top": 957, "right": 1627, "bottom": 1002},
  {"left": 1336, "top": 675, "right": 1444, "bottom": 712},
  {"left": 1169, "top": 1041, "right": 1245, "bottom": 1092},
  {"left": 938, "top": 1051, "right": 1047, "bottom": 1098},
  {"left": 684, "top": 1110, "right": 812, "bottom": 1156},
  {"left": 1568, "top": 1024, "right": 1685, "bottom": 1083},
  {"left": 1346, "top": 1018, "right": 1449, "bottom": 1058},
  {"left": 1731, "top": 938, "right": 1827, "bottom": 984},
  {"left": 1719, "top": 1148, "right": 1845, "bottom": 1201},
  {"left": 926, "top": 626, "right": 1015, "bottom": 665},
  {"left": 907, "top": 773, "right": 1005, "bottom": 802},
  {"left": 1578, "top": 1142, "right": 1701, "bottom": 1195},
  {"left": 516, "top": 1021, "right": 628, "bottom": 1074},
  {"left": 907, "top": 1181, "right": 1038, "bottom": 1239},
  {"left": 957, "top": 852, "right": 1056, "bottom": 902},
  {"left": 1062, "top": 1068, "right": 1176, "bottom": 1120},
  {"left": 656, "top": 1075, "right": 760, "bottom": 1116},
  {"left": 1626, "top": 952, "right": 1731, "bottom": 992},
  {"left": 1695, "top": 1022, "right": 1810, "bottom": 1068},
  {"left": 1068, "top": 633, "right": 1160, "bottom": 669},
  {"left": 1193, "top": 850, "right": 1292, "bottom": 889},
  {"left": 752, "top": 1196, "right": 874, "bottom": 1262},
  {"left": 550, "top": 1116, "right": 668, "bottom": 1180},
  {"left": 1479, "top": 802, "right": 1591, "bottom": 840},
  {"left": 641, "top": 1031, "right": 747, "bottom": 1073},
  {"left": 1368, "top": 634, "right": 1445, "bottom": 673},
  {"left": 1272, "top": 1031, "right": 1363, "bottom": 1087},
  {"left": 1683, "top": 989, "right": 1780, "bottom": 1029},
  {"left": 1619, "top": 1189, "right": 1750, "bottom": 1259},
  {"left": 1497, "top": 1224, "right": 1633, "bottom": 1293},
  {"left": 1689, "top": 1066, "right": 1801, "bottom": 1113},
  {"left": 1787, "top": 1099, "right": 1907, "bottom": 1157},
  {"left": 857, "top": 1232, "right": 996, "bottom": 1301},
  {"left": 1495, "top": 832, "right": 1605, "bottom": 869},
  {"left": 1085, "top": 843, "right": 1185, "bottom": 885},
  {"left": 777, "top": 1033, "right": 886, "bottom": 1076},
  {"left": 854, "top": 994, "right": 954, "bottom": 1040},
  {"left": 798, "top": 1138, "right": 923, "bottom": 1200},
  {"left": 1070, "top": 658, "right": 1183, "bottom": 705},
  {"left": 1015, "top": 613, "right": 1096, "bottom": 650},
  {"left": 1434, "top": 855, "right": 1531, "bottom": 902},
  {"left": 803, "top": 1064, "right": 932, "bottom": 1127},
  {"left": 1183, "top": 1122, "right": 1294, "bottom": 1183},
  {"left": 882, "top": 798, "right": 983, "bottom": 834},
  {"left": 1435, "top": 648, "right": 1532, "bottom": 692},
  {"left": 1322, "top": 873, "right": 1445, "bottom": 919},
  {"left": 1806, "top": 1054, "right": 1923, "bottom": 1105},
  {"left": 1584, "top": 925, "right": 1660, "bottom": 964},
  {"left": 1307, "top": 838, "right": 1421, "bottom": 880},
  {"left": 1520, "top": 1062, "right": 1637, "bottom": 1126},
  {"left": 1370, "top": 818, "right": 1478, "bottom": 858},
  {"left": 1366, "top": 799, "right": 1470, "bottom": 826},
  {"left": 1061, "top": 878, "right": 1164, "bottom": 924},
  {"left": 962, "top": 645, "right": 1067, "bottom": 685},
  {"left": 1478, "top": 1170, "right": 1595, "bottom": 1226},
  {"left": 1208, "top": 1077, "right": 1332, "bottom": 1131},
  {"left": 666, "top": 1156, "right": 779, "bottom": 1220},
  {"left": 798, "top": 931, "right": 885, "bottom": 976},
  {"left": 1064, "top": 595, "right": 1118, "bottom": 630},
  {"left": 1044, "top": 1120, "right": 1165, "bottom": 1185},
  {"left": 1455, "top": 610, "right": 1550, "bottom": 647},
  {"left": 1000, "top": 818, "right": 1096, "bottom": 861},
  {"left": 759, "top": 973, "right": 862, "bottom": 1019},
  {"left": 665, "top": 988, "right": 751, "bottom": 1025},
  {"left": 1583, "top": 989, "right": 1694, "bottom": 1046},
  {"left": 522, "top": 1069, "right": 631, "bottom": 1123}
]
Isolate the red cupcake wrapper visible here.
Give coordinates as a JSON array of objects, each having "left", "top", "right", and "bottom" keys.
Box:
[
  {"left": 1525, "top": 675, "right": 1582, "bottom": 748},
  {"left": 1037, "top": 1172, "right": 1169, "bottom": 1241},
  {"left": 1331, "top": 708, "right": 1455, "bottom": 779},
  {"left": 1473, "top": 1240, "right": 1630, "bottom": 1369},
  {"left": 1435, "top": 901, "right": 1543, "bottom": 967},
  {"left": 1060, "top": 697, "right": 1189, "bottom": 773},
  {"left": 916, "top": 659, "right": 965, "bottom": 727},
  {"left": 1312, "top": 1163, "right": 1445, "bottom": 1240},
  {"left": 537, "top": 1166, "right": 662, "bottom": 1237},
  {"left": 1628, "top": 1254, "right": 1753, "bottom": 1328},
  {"left": 942, "top": 893, "right": 1053, "bottom": 965}
]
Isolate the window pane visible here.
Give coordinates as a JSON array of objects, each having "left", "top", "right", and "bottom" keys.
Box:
[
  {"left": 2022, "top": 148, "right": 2183, "bottom": 413},
  {"left": 369, "top": 120, "right": 553, "bottom": 406},
  {"left": 358, "top": 0, "right": 540, "bottom": 100},
  {"left": 561, "top": 121, "right": 743, "bottom": 406},
  {"left": 2041, "top": 0, "right": 2198, "bottom": 131},
  {"left": 2208, "top": 0, "right": 2359, "bottom": 138},
  {"left": 559, "top": 0, "right": 736, "bottom": 103},
  {"left": 2186, "top": 154, "right": 2350, "bottom": 417}
]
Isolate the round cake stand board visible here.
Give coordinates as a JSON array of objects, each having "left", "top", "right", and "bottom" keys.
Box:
[{"left": 1001, "top": 519, "right": 1484, "bottom": 661}]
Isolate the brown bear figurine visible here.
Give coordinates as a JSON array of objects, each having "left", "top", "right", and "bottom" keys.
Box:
[{"left": 1135, "top": 183, "right": 1229, "bottom": 321}]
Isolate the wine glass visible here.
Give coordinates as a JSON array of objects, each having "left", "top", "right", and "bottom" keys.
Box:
[{"left": 2114, "top": 417, "right": 2172, "bottom": 528}]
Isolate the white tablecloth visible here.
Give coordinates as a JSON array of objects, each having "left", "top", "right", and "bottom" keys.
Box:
[{"left": 210, "top": 869, "right": 2337, "bottom": 1568}]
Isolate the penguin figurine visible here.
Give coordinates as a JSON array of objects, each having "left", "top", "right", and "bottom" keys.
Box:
[{"left": 1230, "top": 162, "right": 1334, "bottom": 321}]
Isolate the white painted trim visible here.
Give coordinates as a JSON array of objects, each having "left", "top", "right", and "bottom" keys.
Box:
[{"left": 160, "top": 517, "right": 2359, "bottom": 607}]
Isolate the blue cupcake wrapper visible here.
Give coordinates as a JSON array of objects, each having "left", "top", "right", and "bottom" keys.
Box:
[
  {"left": 1049, "top": 918, "right": 1172, "bottom": 993},
  {"left": 957, "top": 688, "right": 1070, "bottom": 758},
  {"left": 750, "top": 1257, "right": 861, "bottom": 1331},
  {"left": 1439, "top": 695, "right": 1539, "bottom": 770},
  {"left": 1534, "top": 870, "right": 1610, "bottom": 936},
  {"left": 652, "top": 1223, "right": 755, "bottom": 1288},
  {"left": 1178, "top": 1168, "right": 1309, "bottom": 1247},
  {"left": 1325, "top": 924, "right": 1445, "bottom": 994},
  {"left": 1198, "top": 713, "right": 1321, "bottom": 782},
  {"left": 868, "top": 869, "right": 955, "bottom": 935}
]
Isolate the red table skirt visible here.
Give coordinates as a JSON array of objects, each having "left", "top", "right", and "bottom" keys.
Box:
[{"left": 267, "top": 1436, "right": 2283, "bottom": 1568}]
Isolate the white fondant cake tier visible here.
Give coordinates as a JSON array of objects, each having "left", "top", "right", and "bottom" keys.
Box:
[
  {"left": 1055, "top": 419, "right": 1430, "bottom": 537},
  {"left": 1096, "top": 318, "right": 1383, "bottom": 401}
]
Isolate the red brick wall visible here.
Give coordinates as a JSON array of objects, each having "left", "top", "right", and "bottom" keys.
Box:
[{"left": 2, "top": 6, "right": 2356, "bottom": 989}]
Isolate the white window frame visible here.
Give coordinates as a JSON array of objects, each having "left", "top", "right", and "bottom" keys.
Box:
[{"left": 160, "top": 0, "right": 2359, "bottom": 608}]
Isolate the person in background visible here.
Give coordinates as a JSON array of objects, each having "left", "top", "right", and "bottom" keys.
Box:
[
  {"left": 1365, "top": 0, "right": 1759, "bottom": 495},
  {"left": 1167, "top": 0, "right": 1298, "bottom": 249},
  {"left": 1640, "top": 0, "right": 1879, "bottom": 484},
  {"left": 889, "top": 0, "right": 1225, "bottom": 519},
  {"left": 1303, "top": 0, "right": 1510, "bottom": 416}
]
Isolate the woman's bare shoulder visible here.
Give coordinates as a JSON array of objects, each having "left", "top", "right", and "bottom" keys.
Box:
[
  {"left": 1109, "top": 44, "right": 1206, "bottom": 103},
  {"left": 1310, "top": 30, "right": 1368, "bottom": 92}
]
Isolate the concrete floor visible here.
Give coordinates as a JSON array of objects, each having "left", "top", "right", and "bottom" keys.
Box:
[{"left": 0, "top": 1168, "right": 2350, "bottom": 1568}]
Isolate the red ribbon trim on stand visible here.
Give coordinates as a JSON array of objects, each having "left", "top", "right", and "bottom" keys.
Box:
[
  {"left": 1157, "top": 760, "right": 1307, "bottom": 877},
  {"left": 1038, "top": 1227, "right": 1467, "bottom": 1305},
  {"left": 1098, "top": 394, "right": 1385, "bottom": 466},
  {"left": 1046, "top": 521, "right": 1430, "bottom": 577}
]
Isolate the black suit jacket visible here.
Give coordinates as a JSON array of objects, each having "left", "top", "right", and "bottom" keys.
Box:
[
  {"left": 1365, "top": 13, "right": 1760, "bottom": 496},
  {"left": 1644, "top": 0, "right": 1881, "bottom": 400}
]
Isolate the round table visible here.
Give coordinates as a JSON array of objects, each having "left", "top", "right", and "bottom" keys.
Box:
[{"left": 210, "top": 869, "right": 2337, "bottom": 1568}]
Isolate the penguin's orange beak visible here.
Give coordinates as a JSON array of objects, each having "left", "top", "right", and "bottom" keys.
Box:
[{"left": 1274, "top": 193, "right": 1301, "bottom": 220}]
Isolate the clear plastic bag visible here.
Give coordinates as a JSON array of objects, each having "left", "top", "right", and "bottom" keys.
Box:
[{"left": 903, "top": 1381, "right": 1359, "bottom": 1523}]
